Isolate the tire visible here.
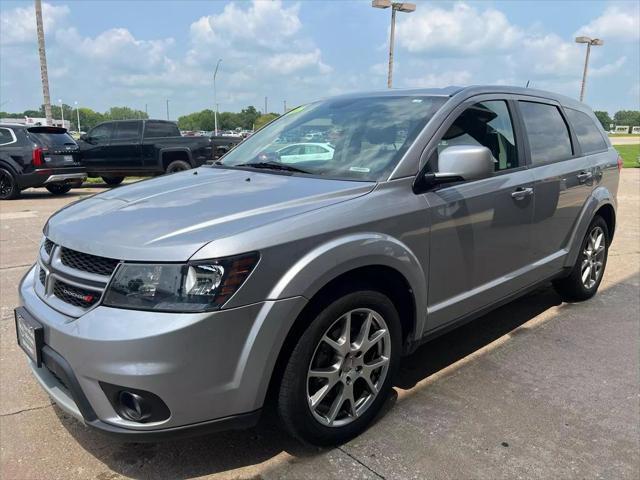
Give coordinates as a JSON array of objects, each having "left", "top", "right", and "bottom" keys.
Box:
[
  {"left": 165, "top": 160, "right": 191, "bottom": 174},
  {"left": 101, "top": 176, "right": 124, "bottom": 186},
  {"left": 278, "top": 290, "right": 402, "bottom": 446},
  {"left": 0, "top": 167, "right": 19, "bottom": 200},
  {"left": 553, "top": 215, "right": 609, "bottom": 302},
  {"left": 45, "top": 183, "right": 72, "bottom": 195}
]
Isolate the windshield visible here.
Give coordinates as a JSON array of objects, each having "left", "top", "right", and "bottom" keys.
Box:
[{"left": 217, "top": 95, "right": 446, "bottom": 181}]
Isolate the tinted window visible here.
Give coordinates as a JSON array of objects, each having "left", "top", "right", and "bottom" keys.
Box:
[
  {"left": 519, "top": 101, "right": 572, "bottom": 164},
  {"left": 439, "top": 100, "right": 519, "bottom": 171},
  {"left": 565, "top": 108, "right": 607, "bottom": 154},
  {"left": 89, "top": 123, "right": 114, "bottom": 143},
  {"left": 112, "top": 121, "right": 141, "bottom": 141},
  {"left": 0, "top": 128, "right": 14, "bottom": 145},
  {"left": 144, "top": 122, "right": 179, "bottom": 138},
  {"left": 27, "top": 128, "right": 76, "bottom": 147}
]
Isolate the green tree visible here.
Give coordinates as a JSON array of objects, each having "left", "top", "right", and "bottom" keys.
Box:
[
  {"left": 593, "top": 111, "right": 612, "bottom": 131},
  {"left": 254, "top": 113, "right": 279, "bottom": 130},
  {"left": 613, "top": 110, "right": 640, "bottom": 128},
  {"left": 237, "top": 106, "right": 260, "bottom": 130},
  {"left": 107, "top": 106, "right": 148, "bottom": 121}
]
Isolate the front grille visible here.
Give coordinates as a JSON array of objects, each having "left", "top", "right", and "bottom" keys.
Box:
[
  {"left": 60, "top": 247, "right": 119, "bottom": 276},
  {"left": 52, "top": 280, "right": 99, "bottom": 308},
  {"left": 44, "top": 238, "right": 55, "bottom": 255},
  {"left": 38, "top": 268, "right": 46, "bottom": 286}
]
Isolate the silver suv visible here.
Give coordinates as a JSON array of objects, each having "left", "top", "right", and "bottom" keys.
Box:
[{"left": 16, "top": 86, "right": 620, "bottom": 445}]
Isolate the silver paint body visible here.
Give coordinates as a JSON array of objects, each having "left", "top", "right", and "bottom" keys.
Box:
[{"left": 19, "top": 86, "right": 619, "bottom": 432}]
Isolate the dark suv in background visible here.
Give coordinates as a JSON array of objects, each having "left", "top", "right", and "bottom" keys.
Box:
[
  {"left": 78, "top": 119, "right": 232, "bottom": 185},
  {"left": 0, "top": 124, "right": 86, "bottom": 200}
]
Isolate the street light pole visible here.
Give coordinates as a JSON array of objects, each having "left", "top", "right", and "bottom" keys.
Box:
[
  {"left": 166, "top": 99, "right": 170, "bottom": 120},
  {"left": 74, "top": 101, "right": 80, "bottom": 132},
  {"left": 58, "top": 99, "right": 64, "bottom": 128},
  {"left": 575, "top": 36, "right": 604, "bottom": 102},
  {"left": 372, "top": 0, "right": 416, "bottom": 89},
  {"left": 213, "top": 59, "right": 222, "bottom": 136}
]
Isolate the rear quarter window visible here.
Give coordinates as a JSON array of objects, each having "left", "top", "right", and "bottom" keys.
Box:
[
  {"left": 0, "top": 128, "right": 15, "bottom": 145},
  {"left": 144, "top": 122, "right": 180, "bottom": 138},
  {"left": 519, "top": 101, "right": 573, "bottom": 165},
  {"left": 564, "top": 108, "right": 608, "bottom": 154}
]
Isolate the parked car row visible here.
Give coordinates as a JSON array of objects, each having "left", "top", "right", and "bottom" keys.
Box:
[
  {"left": 0, "top": 119, "right": 243, "bottom": 199},
  {"left": 15, "top": 86, "right": 620, "bottom": 445}
]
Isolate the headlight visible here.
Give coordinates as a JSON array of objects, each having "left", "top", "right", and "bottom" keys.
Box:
[{"left": 103, "top": 253, "right": 259, "bottom": 312}]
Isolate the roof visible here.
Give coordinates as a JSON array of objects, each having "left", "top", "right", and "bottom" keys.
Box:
[{"left": 330, "top": 85, "right": 585, "bottom": 109}]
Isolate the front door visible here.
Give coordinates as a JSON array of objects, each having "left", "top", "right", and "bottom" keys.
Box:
[
  {"left": 80, "top": 123, "right": 113, "bottom": 173},
  {"left": 424, "top": 99, "right": 536, "bottom": 330}
]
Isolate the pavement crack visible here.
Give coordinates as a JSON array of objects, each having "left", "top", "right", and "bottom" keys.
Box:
[
  {"left": 0, "top": 263, "right": 32, "bottom": 271},
  {"left": 337, "top": 446, "right": 386, "bottom": 479},
  {"left": 1, "top": 403, "right": 53, "bottom": 417}
]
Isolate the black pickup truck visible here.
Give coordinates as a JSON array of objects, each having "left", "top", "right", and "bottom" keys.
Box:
[{"left": 78, "top": 119, "right": 239, "bottom": 185}]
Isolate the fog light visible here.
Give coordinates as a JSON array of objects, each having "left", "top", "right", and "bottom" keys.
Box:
[{"left": 118, "top": 391, "right": 152, "bottom": 422}]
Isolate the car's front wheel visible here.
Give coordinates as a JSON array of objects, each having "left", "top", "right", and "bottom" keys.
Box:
[
  {"left": 278, "top": 290, "right": 401, "bottom": 446},
  {"left": 45, "top": 183, "right": 72, "bottom": 195},
  {"left": 101, "top": 176, "right": 124, "bottom": 186},
  {"left": 553, "top": 215, "right": 609, "bottom": 301}
]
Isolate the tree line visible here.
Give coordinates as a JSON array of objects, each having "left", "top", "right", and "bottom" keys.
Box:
[
  {"left": 0, "top": 104, "right": 280, "bottom": 132},
  {"left": 594, "top": 110, "right": 640, "bottom": 131},
  {"left": 0, "top": 105, "right": 148, "bottom": 131}
]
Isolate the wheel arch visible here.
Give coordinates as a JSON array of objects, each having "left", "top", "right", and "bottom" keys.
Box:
[{"left": 160, "top": 148, "right": 193, "bottom": 169}]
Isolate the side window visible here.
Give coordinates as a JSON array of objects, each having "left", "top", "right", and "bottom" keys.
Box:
[
  {"left": 564, "top": 108, "right": 607, "bottom": 154},
  {"left": 89, "top": 123, "right": 114, "bottom": 143},
  {"left": 519, "top": 101, "right": 573, "bottom": 164},
  {"left": 144, "top": 122, "right": 179, "bottom": 138},
  {"left": 112, "top": 121, "right": 141, "bottom": 142},
  {"left": 439, "top": 100, "right": 519, "bottom": 172},
  {"left": 0, "top": 128, "right": 15, "bottom": 145}
]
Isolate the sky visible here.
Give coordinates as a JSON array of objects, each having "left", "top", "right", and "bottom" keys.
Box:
[{"left": 1, "top": 0, "right": 638, "bottom": 120}]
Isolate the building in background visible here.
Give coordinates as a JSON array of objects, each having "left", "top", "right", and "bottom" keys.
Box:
[{"left": 0, "top": 117, "right": 71, "bottom": 130}]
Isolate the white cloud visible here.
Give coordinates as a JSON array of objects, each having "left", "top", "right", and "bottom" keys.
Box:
[
  {"left": 264, "top": 49, "right": 332, "bottom": 75},
  {"left": 576, "top": 5, "right": 640, "bottom": 42},
  {"left": 190, "top": 0, "right": 301, "bottom": 49},
  {"left": 591, "top": 56, "right": 627, "bottom": 77},
  {"left": 404, "top": 70, "right": 472, "bottom": 88},
  {"left": 396, "top": 2, "right": 522, "bottom": 55},
  {"left": 0, "top": 2, "right": 69, "bottom": 45}
]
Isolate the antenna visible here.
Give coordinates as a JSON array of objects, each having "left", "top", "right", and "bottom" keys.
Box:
[{"left": 525, "top": 80, "right": 530, "bottom": 88}]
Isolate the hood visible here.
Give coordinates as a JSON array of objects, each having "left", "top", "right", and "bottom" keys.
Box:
[{"left": 46, "top": 167, "right": 374, "bottom": 261}]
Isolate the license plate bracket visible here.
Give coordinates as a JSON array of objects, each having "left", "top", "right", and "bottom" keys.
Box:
[{"left": 15, "top": 307, "right": 44, "bottom": 367}]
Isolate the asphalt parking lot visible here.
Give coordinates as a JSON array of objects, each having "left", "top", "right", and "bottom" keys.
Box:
[{"left": 1, "top": 172, "right": 638, "bottom": 480}]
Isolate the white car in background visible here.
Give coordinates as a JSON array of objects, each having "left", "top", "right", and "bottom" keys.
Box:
[{"left": 277, "top": 142, "right": 334, "bottom": 163}]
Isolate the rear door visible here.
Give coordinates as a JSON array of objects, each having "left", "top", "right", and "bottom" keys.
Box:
[
  {"left": 517, "top": 100, "right": 595, "bottom": 278},
  {"left": 80, "top": 122, "right": 114, "bottom": 172},
  {"left": 105, "top": 121, "right": 143, "bottom": 170},
  {"left": 424, "top": 97, "right": 536, "bottom": 329}
]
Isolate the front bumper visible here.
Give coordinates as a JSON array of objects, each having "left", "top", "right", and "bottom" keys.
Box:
[{"left": 19, "top": 266, "right": 307, "bottom": 439}]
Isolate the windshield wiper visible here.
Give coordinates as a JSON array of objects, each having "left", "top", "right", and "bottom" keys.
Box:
[{"left": 234, "top": 161, "right": 311, "bottom": 174}]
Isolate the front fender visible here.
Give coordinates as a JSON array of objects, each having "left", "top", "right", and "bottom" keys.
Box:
[
  {"left": 268, "top": 232, "right": 427, "bottom": 338},
  {"left": 564, "top": 186, "right": 616, "bottom": 268}
]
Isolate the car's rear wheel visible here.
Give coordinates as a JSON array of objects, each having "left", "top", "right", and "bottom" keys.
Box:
[
  {"left": 278, "top": 290, "right": 401, "bottom": 446},
  {"left": 45, "top": 183, "right": 72, "bottom": 195},
  {"left": 101, "top": 176, "right": 124, "bottom": 186},
  {"left": 553, "top": 215, "right": 609, "bottom": 301},
  {"left": 166, "top": 160, "right": 191, "bottom": 174},
  {"left": 0, "top": 168, "right": 20, "bottom": 200}
]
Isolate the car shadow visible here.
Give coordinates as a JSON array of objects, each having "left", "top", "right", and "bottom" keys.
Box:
[{"left": 56, "top": 284, "right": 562, "bottom": 480}]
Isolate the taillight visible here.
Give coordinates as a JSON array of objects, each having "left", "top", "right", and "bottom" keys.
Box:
[
  {"left": 32, "top": 147, "right": 44, "bottom": 167},
  {"left": 617, "top": 155, "right": 623, "bottom": 171}
]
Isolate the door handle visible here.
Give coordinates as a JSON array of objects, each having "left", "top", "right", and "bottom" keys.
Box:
[
  {"left": 577, "top": 171, "right": 593, "bottom": 183},
  {"left": 511, "top": 187, "right": 534, "bottom": 200}
]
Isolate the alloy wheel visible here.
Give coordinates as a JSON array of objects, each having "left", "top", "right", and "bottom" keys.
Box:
[
  {"left": 581, "top": 225, "right": 605, "bottom": 289},
  {"left": 0, "top": 170, "right": 14, "bottom": 198},
  {"left": 306, "top": 308, "right": 391, "bottom": 428}
]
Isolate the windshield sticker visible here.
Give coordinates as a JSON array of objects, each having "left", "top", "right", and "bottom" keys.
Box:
[{"left": 349, "top": 166, "right": 370, "bottom": 173}]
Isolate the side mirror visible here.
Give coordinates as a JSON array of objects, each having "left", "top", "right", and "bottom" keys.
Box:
[
  {"left": 79, "top": 134, "right": 89, "bottom": 142},
  {"left": 425, "top": 145, "right": 494, "bottom": 187}
]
